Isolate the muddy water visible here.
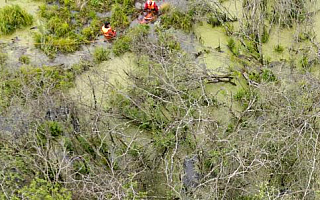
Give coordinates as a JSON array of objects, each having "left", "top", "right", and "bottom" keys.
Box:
[
  {"left": 70, "top": 53, "right": 135, "bottom": 107},
  {"left": 0, "top": 0, "right": 41, "bottom": 14}
]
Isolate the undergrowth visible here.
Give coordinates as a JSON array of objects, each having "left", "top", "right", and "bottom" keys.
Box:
[{"left": 0, "top": 5, "right": 33, "bottom": 35}]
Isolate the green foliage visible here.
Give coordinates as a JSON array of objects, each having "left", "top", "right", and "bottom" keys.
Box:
[
  {"left": 261, "top": 69, "right": 277, "bottom": 82},
  {"left": 36, "top": 2, "right": 102, "bottom": 56},
  {"left": 39, "top": 4, "right": 59, "bottom": 19},
  {"left": 34, "top": 33, "right": 82, "bottom": 57},
  {"left": 161, "top": 9, "right": 194, "bottom": 32},
  {"left": 0, "top": 5, "right": 33, "bottom": 35},
  {"left": 16, "top": 177, "right": 71, "bottom": 200},
  {"left": 112, "top": 35, "right": 132, "bottom": 56},
  {"left": 300, "top": 54, "right": 309, "bottom": 69},
  {"left": 82, "top": 19, "right": 102, "bottom": 40},
  {"left": 207, "top": 11, "right": 229, "bottom": 27},
  {"left": 0, "top": 65, "right": 75, "bottom": 108},
  {"left": 207, "top": 15, "right": 221, "bottom": 27},
  {"left": 46, "top": 17, "right": 71, "bottom": 37},
  {"left": 274, "top": 44, "right": 284, "bottom": 53},
  {"left": 19, "top": 55, "right": 30, "bottom": 64},
  {"left": 112, "top": 25, "right": 150, "bottom": 56},
  {"left": 48, "top": 121, "right": 63, "bottom": 137},
  {"left": 111, "top": 3, "right": 130, "bottom": 29},
  {"left": 93, "top": 47, "right": 111, "bottom": 63},
  {"left": 224, "top": 22, "right": 234, "bottom": 36},
  {"left": 227, "top": 38, "right": 240, "bottom": 56}
]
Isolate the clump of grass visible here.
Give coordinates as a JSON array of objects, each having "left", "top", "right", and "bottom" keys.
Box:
[
  {"left": 34, "top": 33, "right": 81, "bottom": 57},
  {"left": 227, "top": 38, "right": 239, "bottom": 56},
  {"left": 93, "top": 47, "right": 110, "bottom": 63},
  {"left": 112, "top": 24, "right": 149, "bottom": 56},
  {"left": 161, "top": 9, "right": 193, "bottom": 32},
  {"left": 274, "top": 44, "right": 284, "bottom": 53},
  {"left": 81, "top": 19, "right": 102, "bottom": 40},
  {"left": 261, "top": 69, "right": 277, "bottom": 82},
  {"left": 223, "top": 22, "right": 234, "bottom": 36},
  {"left": 111, "top": 3, "right": 130, "bottom": 29},
  {"left": 160, "top": 2, "right": 171, "bottom": 14},
  {"left": 0, "top": 52, "right": 8, "bottom": 65},
  {"left": 46, "top": 17, "right": 71, "bottom": 37},
  {"left": 0, "top": 5, "right": 33, "bottom": 35},
  {"left": 19, "top": 55, "right": 30, "bottom": 64}
]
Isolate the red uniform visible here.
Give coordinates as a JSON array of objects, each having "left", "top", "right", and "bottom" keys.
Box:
[{"left": 144, "top": 0, "right": 158, "bottom": 12}]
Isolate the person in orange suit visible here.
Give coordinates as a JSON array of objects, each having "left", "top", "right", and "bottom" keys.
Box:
[{"left": 101, "top": 22, "right": 116, "bottom": 40}]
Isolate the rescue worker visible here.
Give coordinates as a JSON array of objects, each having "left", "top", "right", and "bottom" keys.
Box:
[
  {"left": 144, "top": 0, "right": 159, "bottom": 15},
  {"left": 101, "top": 22, "right": 116, "bottom": 40}
]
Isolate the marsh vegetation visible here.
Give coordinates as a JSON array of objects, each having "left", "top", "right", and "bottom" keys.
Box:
[{"left": 1, "top": 0, "right": 320, "bottom": 199}]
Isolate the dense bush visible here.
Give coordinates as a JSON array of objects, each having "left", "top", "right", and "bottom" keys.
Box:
[
  {"left": 112, "top": 24, "right": 149, "bottom": 56},
  {"left": 0, "top": 5, "right": 33, "bottom": 35},
  {"left": 93, "top": 47, "right": 110, "bottom": 63},
  {"left": 161, "top": 9, "right": 194, "bottom": 32}
]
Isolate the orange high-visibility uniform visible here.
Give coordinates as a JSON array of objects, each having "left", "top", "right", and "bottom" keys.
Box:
[
  {"left": 144, "top": 1, "right": 158, "bottom": 12},
  {"left": 101, "top": 25, "right": 116, "bottom": 40}
]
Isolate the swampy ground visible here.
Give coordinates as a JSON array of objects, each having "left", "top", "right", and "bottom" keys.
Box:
[{"left": 2, "top": 0, "right": 320, "bottom": 199}]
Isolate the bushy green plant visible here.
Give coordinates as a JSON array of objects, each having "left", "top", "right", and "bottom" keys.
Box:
[
  {"left": 34, "top": 33, "right": 82, "bottom": 57},
  {"left": 112, "top": 36, "right": 132, "bottom": 56},
  {"left": 0, "top": 5, "right": 33, "bottom": 35},
  {"left": 0, "top": 65, "right": 76, "bottom": 108},
  {"left": 16, "top": 177, "right": 71, "bottom": 200},
  {"left": 94, "top": 47, "right": 110, "bottom": 63},
  {"left": 81, "top": 19, "right": 102, "bottom": 40},
  {"left": 161, "top": 9, "right": 193, "bottom": 32},
  {"left": 274, "top": 44, "right": 284, "bottom": 53},
  {"left": 112, "top": 25, "right": 149, "bottom": 56},
  {"left": 111, "top": 3, "right": 130, "bottom": 29},
  {"left": 261, "top": 69, "right": 277, "bottom": 82},
  {"left": 46, "top": 17, "right": 71, "bottom": 37},
  {"left": 227, "top": 38, "right": 239, "bottom": 56},
  {"left": 19, "top": 55, "right": 30, "bottom": 64},
  {"left": 208, "top": 15, "right": 221, "bottom": 27}
]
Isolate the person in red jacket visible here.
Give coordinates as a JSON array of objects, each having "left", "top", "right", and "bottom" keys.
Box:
[
  {"left": 101, "top": 22, "right": 116, "bottom": 40},
  {"left": 144, "top": 0, "right": 159, "bottom": 15}
]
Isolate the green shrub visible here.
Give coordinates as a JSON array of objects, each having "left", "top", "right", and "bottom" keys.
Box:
[
  {"left": 261, "top": 69, "right": 277, "bottom": 82},
  {"left": 81, "top": 19, "right": 102, "bottom": 40},
  {"left": 161, "top": 9, "right": 193, "bottom": 32},
  {"left": 112, "top": 25, "right": 149, "bottom": 56},
  {"left": 19, "top": 55, "right": 30, "bottom": 64},
  {"left": 34, "top": 33, "right": 81, "bottom": 57},
  {"left": 111, "top": 3, "right": 130, "bottom": 29},
  {"left": 46, "top": 17, "right": 71, "bottom": 37},
  {"left": 208, "top": 15, "right": 221, "bottom": 27},
  {"left": 39, "top": 4, "right": 59, "bottom": 19},
  {"left": 0, "top": 65, "right": 76, "bottom": 109},
  {"left": 16, "top": 177, "right": 71, "bottom": 200},
  {"left": 227, "top": 38, "right": 239, "bottom": 56},
  {"left": 112, "top": 36, "right": 132, "bottom": 56},
  {"left": 94, "top": 47, "right": 110, "bottom": 63},
  {"left": 0, "top": 5, "right": 33, "bottom": 35},
  {"left": 300, "top": 55, "right": 309, "bottom": 69},
  {"left": 274, "top": 44, "right": 284, "bottom": 53}
]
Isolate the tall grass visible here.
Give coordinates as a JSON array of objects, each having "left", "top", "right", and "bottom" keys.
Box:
[{"left": 0, "top": 5, "right": 33, "bottom": 35}]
